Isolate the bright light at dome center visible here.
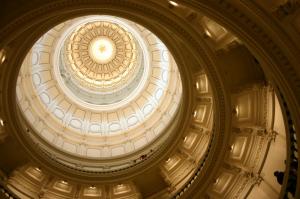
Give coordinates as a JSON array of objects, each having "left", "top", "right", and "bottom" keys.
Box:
[{"left": 89, "top": 37, "right": 115, "bottom": 64}]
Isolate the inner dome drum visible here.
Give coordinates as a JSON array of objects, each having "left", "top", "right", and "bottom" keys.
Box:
[{"left": 16, "top": 15, "right": 182, "bottom": 172}]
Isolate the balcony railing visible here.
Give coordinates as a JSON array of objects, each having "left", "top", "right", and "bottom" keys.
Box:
[{"left": 278, "top": 89, "right": 299, "bottom": 199}]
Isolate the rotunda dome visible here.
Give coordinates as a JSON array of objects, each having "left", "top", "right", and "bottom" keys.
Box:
[
  {"left": 1, "top": 1, "right": 296, "bottom": 199},
  {"left": 16, "top": 15, "right": 183, "bottom": 172}
]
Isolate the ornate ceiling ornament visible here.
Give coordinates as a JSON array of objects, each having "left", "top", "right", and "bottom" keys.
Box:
[{"left": 65, "top": 21, "right": 138, "bottom": 92}]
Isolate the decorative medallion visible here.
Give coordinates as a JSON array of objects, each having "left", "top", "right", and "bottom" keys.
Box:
[{"left": 65, "top": 21, "right": 138, "bottom": 92}]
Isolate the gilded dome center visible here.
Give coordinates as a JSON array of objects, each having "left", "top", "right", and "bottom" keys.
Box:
[{"left": 65, "top": 21, "right": 138, "bottom": 92}]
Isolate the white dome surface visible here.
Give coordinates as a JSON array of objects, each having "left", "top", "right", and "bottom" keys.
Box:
[{"left": 16, "top": 16, "right": 182, "bottom": 161}]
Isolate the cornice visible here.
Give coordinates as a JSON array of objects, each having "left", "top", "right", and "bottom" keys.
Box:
[
  {"left": 177, "top": 1, "right": 300, "bottom": 197},
  {"left": 181, "top": 0, "right": 300, "bottom": 131}
]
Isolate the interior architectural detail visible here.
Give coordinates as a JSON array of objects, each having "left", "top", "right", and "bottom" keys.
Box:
[
  {"left": 64, "top": 19, "right": 138, "bottom": 92},
  {"left": 16, "top": 16, "right": 183, "bottom": 173},
  {"left": 0, "top": 1, "right": 299, "bottom": 199}
]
